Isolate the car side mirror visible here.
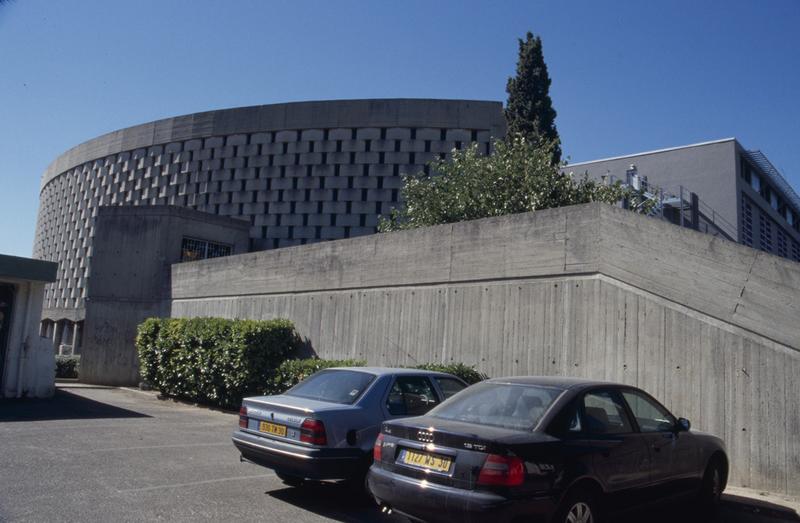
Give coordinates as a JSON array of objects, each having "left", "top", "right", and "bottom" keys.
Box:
[{"left": 677, "top": 418, "right": 691, "bottom": 432}]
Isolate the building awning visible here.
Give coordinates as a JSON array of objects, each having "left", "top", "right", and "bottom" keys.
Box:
[{"left": 0, "top": 254, "right": 57, "bottom": 283}]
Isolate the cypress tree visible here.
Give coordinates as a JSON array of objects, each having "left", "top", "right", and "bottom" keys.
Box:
[{"left": 505, "top": 32, "right": 561, "bottom": 165}]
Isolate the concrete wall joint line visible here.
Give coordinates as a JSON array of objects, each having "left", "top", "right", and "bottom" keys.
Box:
[
  {"left": 172, "top": 271, "right": 603, "bottom": 302},
  {"left": 447, "top": 223, "right": 454, "bottom": 283},
  {"left": 733, "top": 251, "right": 760, "bottom": 316}
]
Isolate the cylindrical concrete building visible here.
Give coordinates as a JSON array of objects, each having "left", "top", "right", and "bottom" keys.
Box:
[{"left": 34, "top": 99, "right": 505, "bottom": 355}]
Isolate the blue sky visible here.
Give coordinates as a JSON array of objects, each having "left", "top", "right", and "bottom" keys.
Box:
[{"left": 1, "top": 0, "right": 798, "bottom": 257}]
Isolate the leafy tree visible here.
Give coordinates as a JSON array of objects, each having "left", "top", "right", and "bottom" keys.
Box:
[
  {"left": 379, "top": 135, "right": 653, "bottom": 232},
  {"left": 505, "top": 32, "right": 561, "bottom": 165}
]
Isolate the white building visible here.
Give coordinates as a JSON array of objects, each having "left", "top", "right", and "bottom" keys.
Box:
[{"left": 1, "top": 254, "right": 58, "bottom": 398}]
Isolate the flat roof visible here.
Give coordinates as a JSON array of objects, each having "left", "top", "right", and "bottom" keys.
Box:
[
  {"left": 0, "top": 254, "right": 57, "bottom": 283},
  {"left": 566, "top": 137, "right": 737, "bottom": 168}
]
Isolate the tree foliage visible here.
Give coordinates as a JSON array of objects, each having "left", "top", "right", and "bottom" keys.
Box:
[
  {"left": 378, "top": 135, "right": 653, "bottom": 232},
  {"left": 505, "top": 32, "right": 561, "bottom": 165}
]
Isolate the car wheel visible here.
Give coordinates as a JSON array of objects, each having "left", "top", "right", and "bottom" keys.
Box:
[
  {"left": 275, "top": 471, "right": 305, "bottom": 487},
  {"left": 553, "top": 488, "right": 599, "bottom": 523},
  {"left": 698, "top": 460, "right": 724, "bottom": 513}
]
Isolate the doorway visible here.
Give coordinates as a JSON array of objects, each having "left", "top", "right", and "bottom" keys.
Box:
[{"left": 0, "top": 284, "right": 14, "bottom": 389}]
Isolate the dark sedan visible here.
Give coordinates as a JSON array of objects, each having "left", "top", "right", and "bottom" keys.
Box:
[{"left": 367, "top": 377, "right": 728, "bottom": 523}]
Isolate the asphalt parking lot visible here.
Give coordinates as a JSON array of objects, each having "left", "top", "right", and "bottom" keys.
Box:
[{"left": 0, "top": 385, "right": 797, "bottom": 523}]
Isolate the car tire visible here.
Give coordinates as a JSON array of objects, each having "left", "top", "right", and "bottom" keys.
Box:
[
  {"left": 275, "top": 471, "right": 305, "bottom": 487},
  {"left": 552, "top": 487, "right": 600, "bottom": 523},
  {"left": 698, "top": 460, "right": 724, "bottom": 514}
]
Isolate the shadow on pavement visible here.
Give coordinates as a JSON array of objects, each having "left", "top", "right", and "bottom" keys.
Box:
[
  {"left": 267, "top": 482, "right": 392, "bottom": 523},
  {"left": 0, "top": 388, "right": 151, "bottom": 422},
  {"left": 267, "top": 482, "right": 800, "bottom": 523},
  {"left": 611, "top": 495, "right": 799, "bottom": 523},
  {"left": 721, "top": 495, "right": 800, "bottom": 522}
]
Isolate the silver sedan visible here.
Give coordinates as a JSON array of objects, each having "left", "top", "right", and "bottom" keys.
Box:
[{"left": 232, "top": 367, "right": 467, "bottom": 487}]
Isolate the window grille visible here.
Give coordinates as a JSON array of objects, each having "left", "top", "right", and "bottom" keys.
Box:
[
  {"left": 741, "top": 196, "right": 753, "bottom": 247},
  {"left": 777, "top": 229, "right": 788, "bottom": 258},
  {"left": 759, "top": 212, "right": 773, "bottom": 253},
  {"left": 180, "top": 237, "right": 232, "bottom": 262},
  {"left": 793, "top": 242, "right": 800, "bottom": 262}
]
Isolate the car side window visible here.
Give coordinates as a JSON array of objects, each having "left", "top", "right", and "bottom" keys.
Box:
[
  {"left": 622, "top": 390, "right": 676, "bottom": 433},
  {"left": 386, "top": 376, "right": 440, "bottom": 416},
  {"left": 582, "top": 391, "right": 634, "bottom": 435},
  {"left": 434, "top": 377, "right": 466, "bottom": 400}
]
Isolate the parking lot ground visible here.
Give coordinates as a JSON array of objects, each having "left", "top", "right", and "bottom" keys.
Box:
[{"left": 0, "top": 384, "right": 797, "bottom": 523}]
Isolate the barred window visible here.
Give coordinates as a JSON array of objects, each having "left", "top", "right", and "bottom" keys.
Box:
[
  {"left": 759, "top": 212, "right": 773, "bottom": 253},
  {"left": 793, "top": 241, "right": 800, "bottom": 262},
  {"left": 742, "top": 196, "right": 753, "bottom": 247},
  {"left": 180, "top": 237, "right": 232, "bottom": 262},
  {"left": 776, "top": 228, "right": 788, "bottom": 258}
]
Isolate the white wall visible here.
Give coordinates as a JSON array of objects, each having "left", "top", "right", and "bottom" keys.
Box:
[{"left": 1, "top": 278, "right": 54, "bottom": 398}]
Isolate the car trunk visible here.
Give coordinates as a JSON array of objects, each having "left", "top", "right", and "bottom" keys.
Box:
[
  {"left": 379, "top": 417, "right": 556, "bottom": 491},
  {"left": 241, "top": 395, "right": 349, "bottom": 446}
]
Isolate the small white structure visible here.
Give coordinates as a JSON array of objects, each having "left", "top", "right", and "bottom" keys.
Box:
[{"left": 0, "top": 254, "right": 58, "bottom": 398}]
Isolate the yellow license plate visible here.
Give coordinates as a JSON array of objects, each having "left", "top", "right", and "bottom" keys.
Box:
[
  {"left": 259, "top": 421, "right": 287, "bottom": 437},
  {"left": 400, "top": 449, "right": 452, "bottom": 473}
]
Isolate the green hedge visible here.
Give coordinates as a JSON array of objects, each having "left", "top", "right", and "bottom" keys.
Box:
[
  {"left": 136, "top": 315, "right": 488, "bottom": 408},
  {"left": 412, "top": 362, "right": 488, "bottom": 385},
  {"left": 265, "top": 358, "right": 367, "bottom": 395},
  {"left": 55, "top": 355, "right": 80, "bottom": 379},
  {"left": 136, "top": 317, "right": 302, "bottom": 409}
]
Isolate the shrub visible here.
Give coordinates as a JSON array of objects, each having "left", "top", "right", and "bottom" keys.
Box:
[
  {"left": 265, "top": 357, "right": 366, "bottom": 395},
  {"left": 55, "top": 355, "right": 80, "bottom": 379},
  {"left": 136, "top": 317, "right": 302, "bottom": 409},
  {"left": 413, "top": 362, "right": 488, "bottom": 385}
]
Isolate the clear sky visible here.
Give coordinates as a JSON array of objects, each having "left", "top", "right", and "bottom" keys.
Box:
[{"left": 1, "top": 0, "right": 798, "bottom": 257}]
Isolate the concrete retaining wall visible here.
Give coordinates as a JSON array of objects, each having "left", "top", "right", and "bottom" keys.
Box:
[{"left": 171, "top": 203, "right": 800, "bottom": 496}]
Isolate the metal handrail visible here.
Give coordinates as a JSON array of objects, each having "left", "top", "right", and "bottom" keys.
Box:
[{"left": 600, "top": 174, "right": 739, "bottom": 241}]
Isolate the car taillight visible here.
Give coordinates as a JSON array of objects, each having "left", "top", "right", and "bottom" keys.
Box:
[
  {"left": 477, "top": 454, "right": 525, "bottom": 487},
  {"left": 300, "top": 418, "right": 327, "bottom": 446},
  {"left": 373, "top": 433, "right": 385, "bottom": 461},
  {"left": 238, "top": 406, "right": 248, "bottom": 429}
]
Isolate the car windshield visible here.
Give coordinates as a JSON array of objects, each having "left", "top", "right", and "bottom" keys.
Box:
[
  {"left": 284, "top": 370, "right": 376, "bottom": 404},
  {"left": 428, "top": 382, "right": 563, "bottom": 431}
]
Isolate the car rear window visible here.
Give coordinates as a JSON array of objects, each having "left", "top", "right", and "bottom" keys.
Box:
[
  {"left": 435, "top": 377, "right": 466, "bottom": 400},
  {"left": 428, "top": 382, "right": 563, "bottom": 431},
  {"left": 284, "top": 370, "right": 376, "bottom": 405}
]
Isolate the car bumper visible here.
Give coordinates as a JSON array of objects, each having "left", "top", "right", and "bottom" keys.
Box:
[
  {"left": 366, "top": 466, "right": 557, "bottom": 523},
  {"left": 231, "top": 430, "right": 366, "bottom": 480}
]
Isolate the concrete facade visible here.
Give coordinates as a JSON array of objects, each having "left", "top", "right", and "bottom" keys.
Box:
[
  {"left": 567, "top": 138, "right": 800, "bottom": 262},
  {"left": 80, "top": 206, "right": 250, "bottom": 385},
  {"left": 0, "top": 254, "right": 58, "bottom": 398},
  {"left": 171, "top": 203, "right": 800, "bottom": 497},
  {"left": 33, "top": 99, "right": 505, "bottom": 334}
]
